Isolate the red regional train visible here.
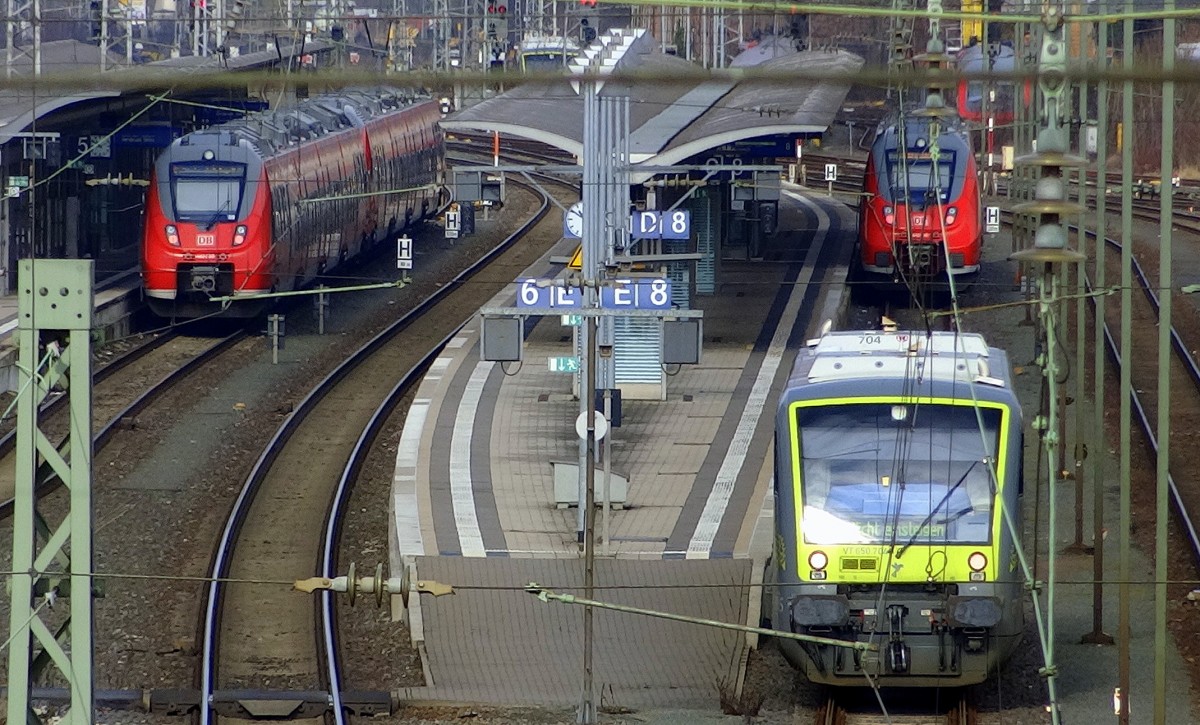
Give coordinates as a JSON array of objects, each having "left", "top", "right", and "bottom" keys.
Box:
[
  {"left": 956, "top": 42, "right": 1022, "bottom": 127},
  {"left": 141, "top": 89, "right": 443, "bottom": 318},
  {"left": 857, "top": 116, "right": 983, "bottom": 290}
]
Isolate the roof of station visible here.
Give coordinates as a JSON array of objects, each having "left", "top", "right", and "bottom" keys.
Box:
[
  {"left": 440, "top": 30, "right": 863, "bottom": 167},
  {"left": 0, "top": 39, "right": 329, "bottom": 145}
]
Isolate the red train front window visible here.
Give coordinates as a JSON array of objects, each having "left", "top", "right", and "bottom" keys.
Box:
[
  {"left": 886, "top": 150, "right": 956, "bottom": 206},
  {"left": 169, "top": 161, "right": 246, "bottom": 225}
]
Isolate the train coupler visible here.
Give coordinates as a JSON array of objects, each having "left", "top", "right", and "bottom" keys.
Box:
[
  {"left": 886, "top": 604, "right": 911, "bottom": 673},
  {"left": 962, "top": 627, "right": 987, "bottom": 653}
]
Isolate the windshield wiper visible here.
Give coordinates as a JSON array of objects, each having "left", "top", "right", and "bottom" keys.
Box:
[
  {"left": 895, "top": 459, "right": 981, "bottom": 559},
  {"left": 205, "top": 197, "right": 234, "bottom": 229},
  {"left": 935, "top": 506, "right": 974, "bottom": 526},
  {"left": 806, "top": 446, "right": 881, "bottom": 460}
]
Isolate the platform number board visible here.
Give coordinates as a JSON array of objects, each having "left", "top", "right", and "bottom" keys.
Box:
[
  {"left": 517, "top": 278, "right": 673, "bottom": 310},
  {"left": 631, "top": 210, "right": 691, "bottom": 240},
  {"left": 985, "top": 206, "right": 1001, "bottom": 234},
  {"left": 824, "top": 163, "right": 838, "bottom": 182}
]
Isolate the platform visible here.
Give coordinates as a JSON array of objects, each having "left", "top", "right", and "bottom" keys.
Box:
[{"left": 389, "top": 187, "right": 856, "bottom": 709}]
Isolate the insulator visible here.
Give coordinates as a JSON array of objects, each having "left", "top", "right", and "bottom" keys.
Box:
[{"left": 1011, "top": 199, "right": 1085, "bottom": 217}]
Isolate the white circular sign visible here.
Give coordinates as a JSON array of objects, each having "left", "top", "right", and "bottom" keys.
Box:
[{"left": 575, "top": 410, "right": 609, "bottom": 441}]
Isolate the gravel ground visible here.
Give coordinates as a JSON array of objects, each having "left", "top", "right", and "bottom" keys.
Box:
[{"left": 0, "top": 183, "right": 549, "bottom": 721}]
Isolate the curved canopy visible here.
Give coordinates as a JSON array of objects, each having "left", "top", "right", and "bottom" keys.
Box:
[{"left": 440, "top": 42, "right": 864, "bottom": 169}]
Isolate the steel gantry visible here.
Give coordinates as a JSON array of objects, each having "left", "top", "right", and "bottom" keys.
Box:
[
  {"left": 1008, "top": 3, "right": 1088, "bottom": 724},
  {"left": 6, "top": 0, "right": 41, "bottom": 77},
  {"left": 5, "top": 260, "right": 97, "bottom": 725},
  {"left": 887, "top": 0, "right": 917, "bottom": 98}
]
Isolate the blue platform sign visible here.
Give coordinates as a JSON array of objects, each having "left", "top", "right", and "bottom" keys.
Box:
[
  {"left": 630, "top": 210, "right": 690, "bottom": 240},
  {"left": 113, "top": 125, "right": 177, "bottom": 148},
  {"left": 518, "top": 279, "right": 582, "bottom": 309},
  {"left": 517, "top": 278, "right": 673, "bottom": 310},
  {"left": 195, "top": 99, "right": 270, "bottom": 126},
  {"left": 599, "top": 278, "right": 673, "bottom": 310}
]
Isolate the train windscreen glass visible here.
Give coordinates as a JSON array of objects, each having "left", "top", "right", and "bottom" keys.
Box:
[
  {"left": 886, "top": 151, "right": 956, "bottom": 204},
  {"left": 170, "top": 162, "right": 246, "bottom": 223},
  {"left": 795, "top": 403, "right": 1001, "bottom": 545}
]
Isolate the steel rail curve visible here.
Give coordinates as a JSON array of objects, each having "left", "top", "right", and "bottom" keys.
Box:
[
  {"left": 0, "top": 329, "right": 246, "bottom": 515},
  {"left": 198, "top": 169, "right": 569, "bottom": 723},
  {"left": 0, "top": 331, "right": 177, "bottom": 458},
  {"left": 995, "top": 210, "right": 1200, "bottom": 568},
  {"left": 1079, "top": 223, "right": 1200, "bottom": 567}
]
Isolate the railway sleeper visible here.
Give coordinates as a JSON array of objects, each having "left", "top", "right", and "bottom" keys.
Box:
[{"left": 4, "top": 687, "right": 395, "bottom": 718}]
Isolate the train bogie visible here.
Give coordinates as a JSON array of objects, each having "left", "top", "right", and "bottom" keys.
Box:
[{"left": 770, "top": 330, "right": 1024, "bottom": 687}]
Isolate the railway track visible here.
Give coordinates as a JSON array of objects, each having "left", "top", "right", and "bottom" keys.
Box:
[
  {"left": 198, "top": 166, "right": 578, "bottom": 721},
  {"left": 975, "top": 207, "right": 1200, "bottom": 568},
  {"left": 0, "top": 329, "right": 246, "bottom": 512},
  {"left": 814, "top": 691, "right": 977, "bottom": 725},
  {"left": 1079, "top": 221, "right": 1200, "bottom": 567}
]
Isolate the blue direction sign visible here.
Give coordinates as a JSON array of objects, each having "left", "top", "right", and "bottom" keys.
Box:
[
  {"left": 517, "top": 278, "right": 673, "bottom": 310},
  {"left": 630, "top": 210, "right": 691, "bottom": 240}
]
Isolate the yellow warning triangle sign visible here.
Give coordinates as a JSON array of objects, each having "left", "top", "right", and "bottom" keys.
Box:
[{"left": 569, "top": 245, "right": 582, "bottom": 270}]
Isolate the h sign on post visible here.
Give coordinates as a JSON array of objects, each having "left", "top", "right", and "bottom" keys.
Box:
[
  {"left": 985, "top": 206, "right": 1000, "bottom": 234},
  {"left": 824, "top": 163, "right": 837, "bottom": 182},
  {"left": 397, "top": 235, "right": 413, "bottom": 269}
]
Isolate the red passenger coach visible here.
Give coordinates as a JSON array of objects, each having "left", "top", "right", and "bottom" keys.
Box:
[
  {"left": 857, "top": 117, "right": 982, "bottom": 290},
  {"left": 141, "top": 90, "right": 443, "bottom": 318},
  {"left": 955, "top": 42, "right": 1031, "bottom": 128}
]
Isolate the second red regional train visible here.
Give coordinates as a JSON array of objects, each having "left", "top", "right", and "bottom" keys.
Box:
[
  {"left": 857, "top": 116, "right": 983, "bottom": 290},
  {"left": 956, "top": 41, "right": 1023, "bottom": 127},
  {"left": 141, "top": 88, "right": 443, "bottom": 318}
]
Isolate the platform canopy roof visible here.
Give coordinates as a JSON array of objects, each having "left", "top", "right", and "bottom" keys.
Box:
[
  {"left": 440, "top": 33, "right": 863, "bottom": 168},
  {"left": 0, "top": 39, "right": 329, "bottom": 146}
]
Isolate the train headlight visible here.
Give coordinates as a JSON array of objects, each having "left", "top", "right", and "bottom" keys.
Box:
[
  {"left": 884, "top": 206, "right": 895, "bottom": 225},
  {"left": 944, "top": 206, "right": 957, "bottom": 225},
  {"left": 808, "top": 551, "right": 828, "bottom": 571},
  {"left": 968, "top": 551, "right": 988, "bottom": 581},
  {"left": 232, "top": 224, "right": 248, "bottom": 247},
  {"left": 165, "top": 224, "right": 180, "bottom": 247}
]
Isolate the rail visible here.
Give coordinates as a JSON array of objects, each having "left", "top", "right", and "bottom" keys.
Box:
[{"left": 198, "top": 167, "right": 563, "bottom": 723}]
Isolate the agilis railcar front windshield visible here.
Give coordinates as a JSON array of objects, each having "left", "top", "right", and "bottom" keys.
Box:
[{"left": 794, "top": 402, "right": 1002, "bottom": 546}]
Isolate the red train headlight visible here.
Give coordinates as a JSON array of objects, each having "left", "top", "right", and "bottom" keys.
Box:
[
  {"left": 232, "top": 224, "right": 248, "bottom": 247},
  {"left": 165, "top": 225, "right": 180, "bottom": 247},
  {"left": 944, "top": 206, "right": 958, "bottom": 225},
  {"left": 883, "top": 206, "right": 895, "bottom": 225}
]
